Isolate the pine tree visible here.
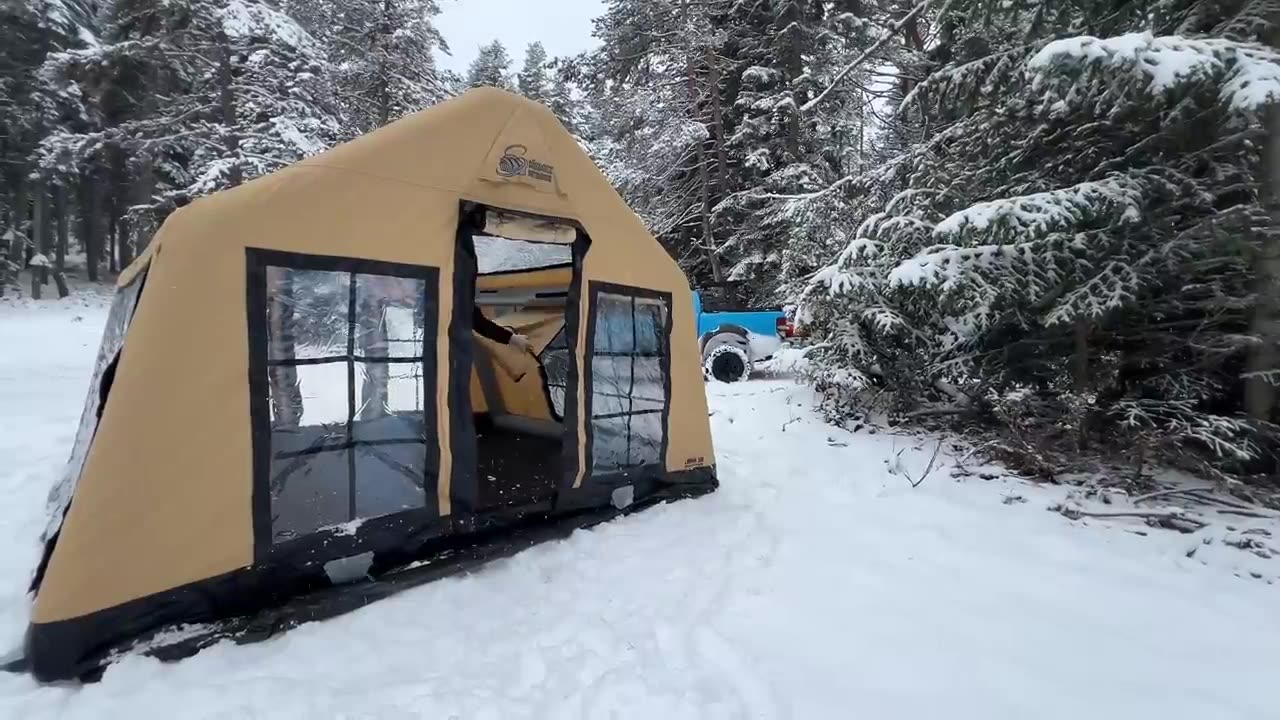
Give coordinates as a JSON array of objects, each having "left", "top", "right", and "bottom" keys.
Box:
[
  {"left": 289, "top": 0, "right": 450, "bottom": 135},
  {"left": 545, "top": 59, "right": 580, "bottom": 133},
  {"left": 712, "top": 1, "right": 877, "bottom": 298},
  {"left": 517, "top": 41, "right": 549, "bottom": 102},
  {"left": 45, "top": 0, "right": 339, "bottom": 214},
  {"left": 466, "top": 40, "right": 514, "bottom": 90},
  {"left": 582, "top": 0, "right": 740, "bottom": 281},
  {"left": 1, "top": 0, "right": 97, "bottom": 293},
  {"left": 797, "top": 0, "right": 1280, "bottom": 481}
]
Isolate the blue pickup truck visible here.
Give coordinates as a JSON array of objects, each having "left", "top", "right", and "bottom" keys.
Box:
[{"left": 692, "top": 282, "right": 794, "bottom": 383}]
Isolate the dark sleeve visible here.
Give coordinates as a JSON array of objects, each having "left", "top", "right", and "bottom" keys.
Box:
[{"left": 472, "top": 306, "right": 513, "bottom": 344}]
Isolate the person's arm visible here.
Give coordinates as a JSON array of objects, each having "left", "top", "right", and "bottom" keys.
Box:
[{"left": 472, "top": 306, "right": 514, "bottom": 344}]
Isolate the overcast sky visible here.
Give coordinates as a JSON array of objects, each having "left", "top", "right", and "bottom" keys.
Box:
[{"left": 434, "top": 0, "right": 606, "bottom": 74}]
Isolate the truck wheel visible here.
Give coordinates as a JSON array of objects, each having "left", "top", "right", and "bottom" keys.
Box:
[{"left": 704, "top": 344, "right": 750, "bottom": 383}]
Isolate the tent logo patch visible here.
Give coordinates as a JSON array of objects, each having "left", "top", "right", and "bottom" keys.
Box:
[{"left": 497, "top": 144, "right": 554, "bottom": 183}]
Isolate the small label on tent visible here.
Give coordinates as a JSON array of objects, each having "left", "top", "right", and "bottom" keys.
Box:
[
  {"left": 496, "top": 144, "right": 555, "bottom": 185},
  {"left": 684, "top": 456, "right": 706, "bottom": 469}
]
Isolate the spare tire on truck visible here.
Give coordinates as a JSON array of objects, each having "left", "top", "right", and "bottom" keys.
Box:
[{"left": 704, "top": 343, "right": 751, "bottom": 383}]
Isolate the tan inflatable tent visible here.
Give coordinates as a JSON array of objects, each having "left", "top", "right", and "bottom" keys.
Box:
[{"left": 23, "top": 87, "right": 717, "bottom": 681}]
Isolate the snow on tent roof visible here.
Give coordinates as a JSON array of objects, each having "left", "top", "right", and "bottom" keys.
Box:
[{"left": 474, "top": 235, "right": 571, "bottom": 274}]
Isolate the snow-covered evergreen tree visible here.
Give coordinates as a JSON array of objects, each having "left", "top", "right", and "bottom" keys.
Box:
[
  {"left": 545, "top": 58, "right": 581, "bottom": 133},
  {"left": 708, "top": 0, "right": 877, "bottom": 298},
  {"left": 45, "top": 0, "right": 339, "bottom": 207},
  {"left": 517, "top": 41, "right": 549, "bottom": 103},
  {"left": 2, "top": 0, "right": 99, "bottom": 289},
  {"left": 581, "top": 0, "right": 878, "bottom": 291},
  {"left": 288, "top": 0, "right": 449, "bottom": 135},
  {"left": 465, "top": 40, "right": 514, "bottom": 90},
  {"left": 797, "top": 0, "right": 1280, "bottom": 482}
]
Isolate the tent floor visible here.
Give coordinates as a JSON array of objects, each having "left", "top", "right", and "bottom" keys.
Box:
[{"left": 476, "top": 421, "right": 562, "bottom": 510}]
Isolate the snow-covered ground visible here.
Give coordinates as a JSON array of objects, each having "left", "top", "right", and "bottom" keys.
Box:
[{"left": 0, "top": 294, "right": 1277, "bottom": 719}]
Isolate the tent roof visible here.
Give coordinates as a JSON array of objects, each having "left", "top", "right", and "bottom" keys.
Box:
[
  {"left": 121, "top": 87, "right": 653, "bottom": 286},
  {"left": 296, "top": 86, "right": 583, "bottom": 218}
]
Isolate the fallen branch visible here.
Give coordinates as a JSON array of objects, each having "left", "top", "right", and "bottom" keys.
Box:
[
  {"left": 1216, "top": 508, "right": 1280, "bottom": 520},
  {"left": 902, "top": 406, "right": 968, "bottom": 418},
  {"left": 1131, "top": 487, "right": 1279, "bottom": 518},
  {"left": 905, "top": 438, "right": 944, "bottom": 488},
  {"left": 1183, "top": 488, "right": 1258, "bottom": 512},
  {"left": 1060, "top": 507, "right": 1191, "bottom": 520},
  {"left": 1131, "top": 487, "right": 1203, "bottom": 504},
  {"left": 1050, "top": 503, "right": 1208, "bottom": 533}
]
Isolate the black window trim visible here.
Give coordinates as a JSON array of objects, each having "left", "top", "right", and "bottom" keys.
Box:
[
  {"left": 246, "top": 248, "right": 442, "bottom": 562},
  {"left": 582, "top": 281, "right": 674, "bottom": 481}
]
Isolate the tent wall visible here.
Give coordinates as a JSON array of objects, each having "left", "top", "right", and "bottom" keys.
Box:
[{"left": 32, "top": 170, "right": 463, "bottom": 624}]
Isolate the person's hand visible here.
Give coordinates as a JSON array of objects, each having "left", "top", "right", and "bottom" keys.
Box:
[{"left": 509, "top": 334, "right": 532, "bottom": 353}]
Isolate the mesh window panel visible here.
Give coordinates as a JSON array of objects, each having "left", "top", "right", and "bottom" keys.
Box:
[
  {"left": 588, "top": 289, "right": 670, "bottom": 474},
  {"left": 259, "top": 260, "right": 435, "bottom": 545}
]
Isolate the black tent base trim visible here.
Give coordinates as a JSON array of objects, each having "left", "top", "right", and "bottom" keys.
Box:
[{"left": 11, "top": 468, "right": 716, "bottom": 684}]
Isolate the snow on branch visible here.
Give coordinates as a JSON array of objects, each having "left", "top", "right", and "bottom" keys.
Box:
[
  {"left": 219, "top": 0, "right": 314, "bottom": 50},
  {"left": 899, "top": 44, "right": 1036, "bottom": 114},
  {"left": 887, "top": 241, "right": 1038, "bottom": 289},
  {"left": 1028, "top": 31, "right": 1280, "bottom": 111},
  {"left": 1043, "top": 261, "right": 1141, "bottom": 325},
  {"left": 1110, "top": 399, "right": 1263, "bottom": 464},
  {"left": 933, "top": 177, "right": 1143, "bottom": 239}
]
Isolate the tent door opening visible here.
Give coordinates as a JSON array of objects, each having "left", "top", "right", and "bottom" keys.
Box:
[{"left": 457, "top": 206, "right": 579, "bottom": 515}]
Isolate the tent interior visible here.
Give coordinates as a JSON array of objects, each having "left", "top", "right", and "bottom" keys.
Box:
[{"left": 470, "top": 233, "right": 574, "bottom": 513}]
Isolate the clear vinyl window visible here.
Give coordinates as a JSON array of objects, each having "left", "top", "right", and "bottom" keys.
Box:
[
  {"left": 47, "top": 270, "right": 147, "bottom": 537},
  {"left": 540, "top": 327, "right": 570, "bottom": 420},
  {"left": 586, "top": 286, "right": 671, "bottom": 474},
  {"left": 249, "top": 252, "right": 439, "bottom": 545}
]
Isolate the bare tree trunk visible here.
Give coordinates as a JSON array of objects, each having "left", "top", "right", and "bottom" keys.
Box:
[
  {"left": 3, "top": 216, "right": 24, "bottom": 298},
  {"left": 55, "top": 181, "right": 68, "bottom": 272},
  {"left": 108, "top": 214, "right": 118, "bottom": 274},
  {"left": 375, "top": 0, "right": 393, "bottom": 128},
  {"left": 117, "top": 213, "right": 132, "bottom": 269},
  {"left": 32, "top": 180, "right": 49, "bottom": 285},
  {"left": 108, "top": 143, "right": 133, "bottom": 269},
  {"left": 782, "top": 7, "right": 803, "bottom": 159},
  {"left": 52, "top": 181, "right": 70, "bottom": 298},
  {"left": 1073, "top": 318, "right": 1092, "bottom": 450},
  {"left": 217, "top": 32, "right": 244, "bottom": 188},
  {"left": 132, "top": 64, "right": 159, "bottom": 252},
  {"left": 132, "top": 154, "right": 156, "bottom": 253},
  {"left": 706, "top": 51, "right": 730, "bottom": 193},
  {"left": 80, "top": 170, "right": 102, "bottom": 283},
  {"left": 680, "top": 0, "right": 725, "bottom": 283},
  {"left": 4, "top": 180, "right": 29, "bottom": 296},
  {"left": 1245, "top": 104, "right": 1280, "bottom": 421},
  {"left": 696, "top": 148, "right": 723, "bottom": 282},
  {"left": 13, "top": 178, "right": 28, "bottom": 253}
]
